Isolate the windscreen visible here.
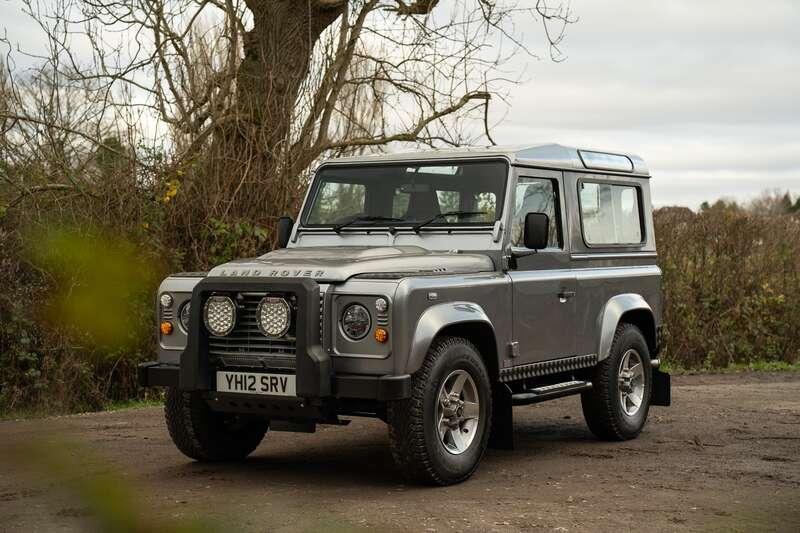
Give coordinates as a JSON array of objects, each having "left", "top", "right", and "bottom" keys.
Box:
[{"left": 303, "top": 161, "right": 508, "bottom": 228}]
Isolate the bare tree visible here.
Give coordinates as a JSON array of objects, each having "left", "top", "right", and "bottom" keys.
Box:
[
  {"left": 3, "top": 0, "right": 574, "bottom": 244},
  {"left": 748, "top": 189, "right": 795, "bottom": 216}
]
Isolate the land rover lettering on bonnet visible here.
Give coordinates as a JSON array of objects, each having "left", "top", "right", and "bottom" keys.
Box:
[
  {"left": 139, "top": 144, "right": 671, "bottom": 486},
  {"left": 217, "top": 268, "right": 327, "bottom": 278}
]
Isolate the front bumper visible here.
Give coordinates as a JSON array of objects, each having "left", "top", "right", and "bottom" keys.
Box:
[
  {"left": 138, "top": 362, "right": 411, "bottom": 401},
  {"left": 144, "top": 276, "right": 411, "bottom": 404}
]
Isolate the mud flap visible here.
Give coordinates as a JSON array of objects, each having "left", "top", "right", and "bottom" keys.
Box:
[
  {"left": 489, "top": 383, "right": 514, "bottom": 450},
  {"left": 651, "top": 368, "right": 671, "bottom": 407}
]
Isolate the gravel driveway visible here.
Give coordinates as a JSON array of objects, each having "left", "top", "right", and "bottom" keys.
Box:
[{"left": 1, "top": 372, "right": 798, "bottom": 532}]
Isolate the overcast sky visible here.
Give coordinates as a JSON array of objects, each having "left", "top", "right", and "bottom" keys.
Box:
[
  {"left": 3, "top": 0, "right": 798, "bottom": 208},
  {"left": 494, "top": 0, "right": 800, "bottom": 207}
]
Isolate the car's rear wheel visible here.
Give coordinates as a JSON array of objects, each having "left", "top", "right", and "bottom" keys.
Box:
[
  {"left": 165, "top": 388, "right": 268, "bottom": 461},
  {"left": 581, "top": 323, "right": 652, "bottom": 441},
  {"left": 387, "top": 336, "right": 492, "bottom": 486}
]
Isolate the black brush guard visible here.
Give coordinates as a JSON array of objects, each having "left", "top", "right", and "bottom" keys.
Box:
[
  {"left": 142, "top": 277, "right": 329, "bottom": 397},
  {"left": 183, "top": 277, "right": 327, "bottom": 396}
]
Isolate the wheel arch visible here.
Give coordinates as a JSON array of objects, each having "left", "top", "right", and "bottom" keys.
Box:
[
  {"left": 405, "top": 302, "right": 499, "bottom": 380},
  {"left": 597, "top": 294, "right": 657, "bottom": 362}
]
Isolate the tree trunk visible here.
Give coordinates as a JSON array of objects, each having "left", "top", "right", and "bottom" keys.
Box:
[
  {"left": 207, "top": 1, "right": 345, "bottom": 227},
  {"left": 235, "top": 1, "right": 343, "bottom": 151}
]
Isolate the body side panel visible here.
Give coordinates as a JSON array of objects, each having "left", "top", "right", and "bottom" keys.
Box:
[
  {"left": 393, "top": 273, "right": 512, "bottom": 376},
  {"left": 573, "top": 266, "right": 662, "bottom": 357}
]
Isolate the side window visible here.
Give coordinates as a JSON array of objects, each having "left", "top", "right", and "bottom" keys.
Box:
[
  {"left": 511, "top": 178, "right": 561, "bottom": 249},
  {"left": 579, "top": 182, "right": 643, "bottom": 245}
]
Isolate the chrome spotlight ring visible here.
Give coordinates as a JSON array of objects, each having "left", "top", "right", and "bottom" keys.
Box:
[
  {"left": 203, "top": 295, "right": 237, "bottom": 337},
  {"left": 256, "top": 296, "right": 291, "bottom": 338}
]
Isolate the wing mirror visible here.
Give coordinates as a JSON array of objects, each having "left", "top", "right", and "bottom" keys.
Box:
[
  {"left": 523, "top": 212, "right": 550, "bottom": 250},
  {"left": 276, "top": 216, "right": 294, "bottom": 249}
]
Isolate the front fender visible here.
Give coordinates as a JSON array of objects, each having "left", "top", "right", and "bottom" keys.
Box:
[
  {"left": 405, "top": 302, "right": 494, "bottom": 375},
  {"left": 158, "top": 274, "right": 206, "bottom": 362},
  {"left": 597, "top": 293, "right": 654, "bottom": 361}
]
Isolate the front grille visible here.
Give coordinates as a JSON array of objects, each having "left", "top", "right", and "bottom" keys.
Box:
[
  {"left": 208, "top": 288, "right": 326, "bottom": 371},
  {"left": 209, "top": 292, "right": 297, "bottom": 370}
]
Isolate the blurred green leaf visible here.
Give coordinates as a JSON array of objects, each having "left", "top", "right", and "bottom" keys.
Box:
[{"left": 24, "top": 226, "right": 162, "bottom": 353}]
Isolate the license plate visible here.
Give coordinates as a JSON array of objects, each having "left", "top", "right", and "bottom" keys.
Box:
[{"left": 216, "top": 371, "right": 296, "bottom": 397}]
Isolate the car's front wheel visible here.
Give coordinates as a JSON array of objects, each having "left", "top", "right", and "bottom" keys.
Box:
[
  {"left": 164, "top": 388, "right": 268, "bottom": 461},
  {"left": 387, "top": 336, "right": 492, "bottom": 486}
]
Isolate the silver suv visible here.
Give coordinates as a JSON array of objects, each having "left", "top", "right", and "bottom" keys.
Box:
[{"left": 140, "top": 144, "right": 671, "bottom": 486}]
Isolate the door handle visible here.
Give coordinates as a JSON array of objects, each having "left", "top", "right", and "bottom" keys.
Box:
[{"left": 558, "top": 290, "right": 576, "bottom": 303}]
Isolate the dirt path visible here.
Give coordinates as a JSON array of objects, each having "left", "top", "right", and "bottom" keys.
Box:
[{"left": 1, "top": 372, "right": 799, "bottom": 532}]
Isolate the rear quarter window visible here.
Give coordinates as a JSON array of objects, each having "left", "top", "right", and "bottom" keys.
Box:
[{"left": 579, "top": 181, "right": 644, "bottom": 246}]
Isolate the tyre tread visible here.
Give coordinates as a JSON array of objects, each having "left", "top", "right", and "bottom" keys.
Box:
[
  {"left": 581, "top": 323, "right": 650, "bottom": 441},
  {"left": 387, "top": 336, "right": 489, "bottom": 486},
  {"left": 164, "top": 388, "right": 267, "bottom": 461}
]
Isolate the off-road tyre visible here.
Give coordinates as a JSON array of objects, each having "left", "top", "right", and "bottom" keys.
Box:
[
  {"left": 165, "top": 388, "right": 268, "bottom": 461},
  {"left": 581, "top": 323, "right": 652, "bottom": 441},
  {"left": 387, "top": 336, "right": 492, "bottom": 486}
]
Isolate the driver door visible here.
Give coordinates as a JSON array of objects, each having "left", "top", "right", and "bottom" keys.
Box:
[{"left": 507, "top": 171, "right": 577, "bottom": 365}]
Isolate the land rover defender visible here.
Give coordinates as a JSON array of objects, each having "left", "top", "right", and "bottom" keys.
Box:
[{"left": 139, "top": 144, "right": 671, "bottom": 486}]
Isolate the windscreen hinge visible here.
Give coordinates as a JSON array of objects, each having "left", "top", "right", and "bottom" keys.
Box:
[{"left": 492, "top": 220, "right": 504, "bottom": 243}]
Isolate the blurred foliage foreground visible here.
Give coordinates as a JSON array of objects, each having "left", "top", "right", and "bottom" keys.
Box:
[{"left": 1, "top": 197, "right": 799, "bottom": 416}]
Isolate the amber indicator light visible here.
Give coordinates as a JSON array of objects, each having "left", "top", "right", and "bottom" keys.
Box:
[{"left": 160, "top": 321, "right": 174, "bottom": 336}]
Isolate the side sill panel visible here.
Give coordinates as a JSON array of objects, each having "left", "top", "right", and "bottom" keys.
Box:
[{"left": 500, "top": 354, "right": 598, "bottom": 383}]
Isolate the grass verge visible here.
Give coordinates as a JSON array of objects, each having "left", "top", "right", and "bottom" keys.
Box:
[
  {"left": 104, "top": 398, "right": 164, "bottom": 412},
  {"left": 661, "top": 360, "right": 800, "bottom": 375}
]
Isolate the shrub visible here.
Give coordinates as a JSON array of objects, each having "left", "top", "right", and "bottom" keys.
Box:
[{"left": 656, "top": 205, "right": 800, "bottom": 368}]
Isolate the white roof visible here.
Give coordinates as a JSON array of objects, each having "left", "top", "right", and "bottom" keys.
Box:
[{"left": 323, "top": 143, "right": 650, "bottom": 176}]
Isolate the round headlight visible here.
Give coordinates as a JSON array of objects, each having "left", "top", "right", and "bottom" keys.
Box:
[
  {"left": 256, "top": 297, "right": 291, "bottom": 337},
  {"left": 341, "top": 303, "right": 371, "bottom": 341},
  {"left": 179, "top": 302, "right": 191, "bottom": 333},
  {"left": 160, "top": 293, "right": 174, "bottom": 309},
  {"left": 203, "top": 296, "right": 236, "bottom": 336}
]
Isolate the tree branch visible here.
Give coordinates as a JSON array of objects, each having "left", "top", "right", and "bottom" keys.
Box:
[
  {"left": 323, "top": 91, "right": 490, "bottom": 150},
  {"left": 388, "top": 0, "right": 441, "bottom": 16},
  {"left": 5, "top": 183, "right": 90, "bottom": 208},
  {"left": 0, "top": 112, "right": 138, "bottom": 164}
]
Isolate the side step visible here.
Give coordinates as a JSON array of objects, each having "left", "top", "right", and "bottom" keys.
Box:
[{"left": 511, "top": 380, "right": 593, "bottom": 406}]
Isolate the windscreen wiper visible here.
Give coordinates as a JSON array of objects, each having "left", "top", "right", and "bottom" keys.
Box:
[
  {"left": 412, "top": 211, "right": 487, "bottom": 233},
  {"left": 333, "top": 215, "right": 403, "bottom": 233}
]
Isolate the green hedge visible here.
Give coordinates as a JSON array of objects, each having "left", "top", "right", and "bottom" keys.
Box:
[{"left": 656, "top": 205, "right": 800, "bottom": 368}]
